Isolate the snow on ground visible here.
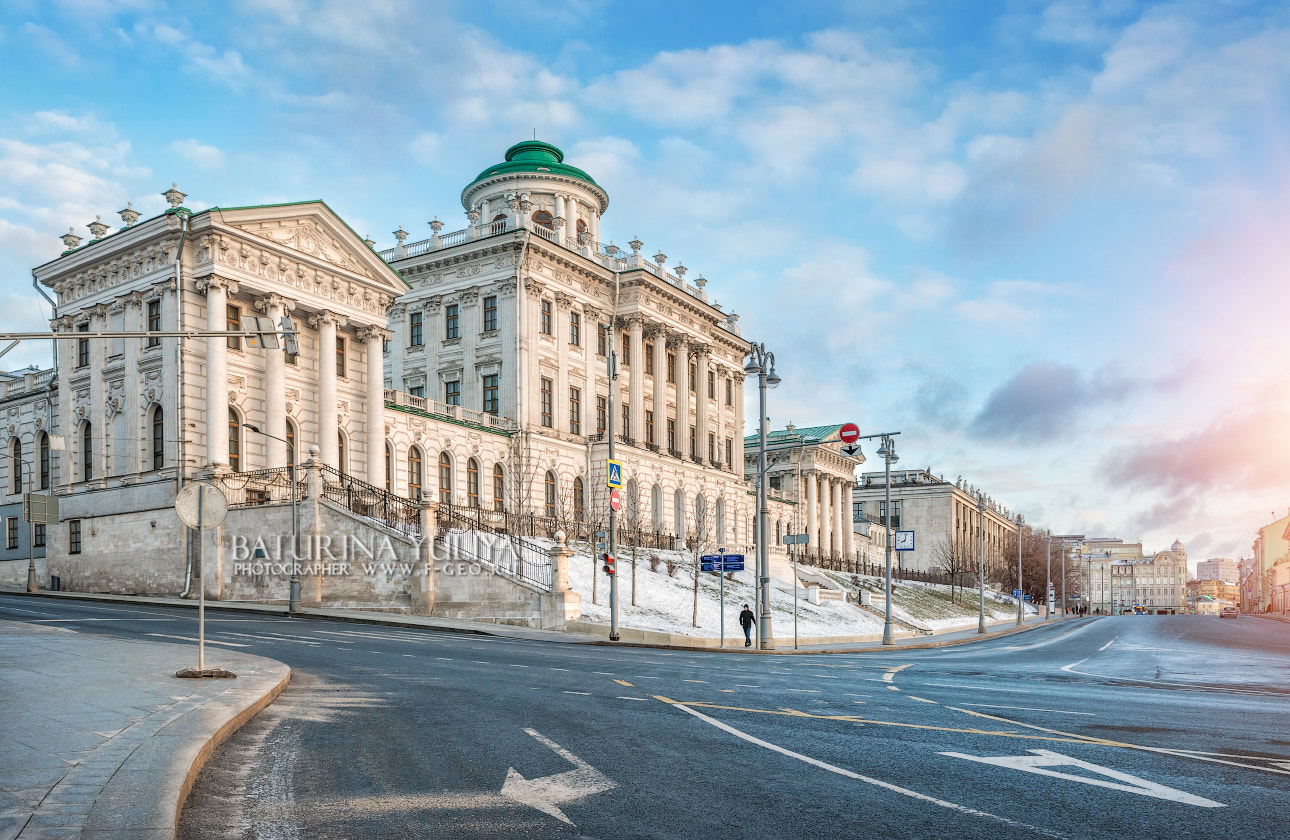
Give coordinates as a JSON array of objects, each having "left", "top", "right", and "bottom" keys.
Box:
[{"left": 537, "top": 539, "right": 1033, "bottom": 639}]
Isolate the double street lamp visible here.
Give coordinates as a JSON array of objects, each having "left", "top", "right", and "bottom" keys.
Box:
[
  {"left": 243, "top": 424, "right": 300, "bottom": 614},
  {"left": 744, "top": 342, "right": 779, "bottom": 651}
]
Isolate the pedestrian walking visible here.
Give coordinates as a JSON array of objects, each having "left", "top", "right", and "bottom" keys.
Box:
[{"left": 739, "top": 604, "right": 755, "bottom": 647}]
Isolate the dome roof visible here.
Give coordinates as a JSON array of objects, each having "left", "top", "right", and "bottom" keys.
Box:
[
  {"left": 1171, "top": 539, "right": 1185, "bottom": 552},
  {"left": 469, "top": 140, "right": 600, "bottom": 189}
]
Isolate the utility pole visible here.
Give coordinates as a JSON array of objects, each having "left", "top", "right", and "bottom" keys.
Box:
[
  {"left": 1016, "top": 513, "right": 1024, "bottom": 626},
  {"left": 1045, "top": 531, "right": 1052, "bottom": 620},
  {"left": 607, "top": 336, "right": 619, "bottom": 642},
  {"left": 878, "top": 435, "right": 898, "bottom": 645},
  {"left": 977, "top": 494, "right": 987, "bottom": 633},
  {"left": 744, "top": 343, "right": 779, "bottom": 650}
]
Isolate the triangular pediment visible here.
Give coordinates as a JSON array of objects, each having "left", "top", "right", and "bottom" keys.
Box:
[{"left": 208, "top": 201, "right": 409, "bottom": 294}]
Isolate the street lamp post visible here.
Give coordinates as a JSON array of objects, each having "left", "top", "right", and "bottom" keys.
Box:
[
  {"left": 1016, "top": 513, "right": 1024, "bottom": 626},
  {"left": 977, "top": 493, "right": 987, "bottom": 634},
  {"left": 244, "top": 424, "right": 300, "bottom": 614},
  {"left": 1045, "top": 531, "right": 1052, "bottom": 620},
  {"left": 744, "top": 343, "right": 779, "bottom": 651},
  {"left": 877, "top": 435, "right": 898, "bottom": 645}
]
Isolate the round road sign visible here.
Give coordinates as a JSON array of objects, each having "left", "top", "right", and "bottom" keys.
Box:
[
  {"left": 839, "top": 423, "right": 861, "bottom": 444},
  {"left": 609, "top": 489, "right": 622, "bottom": 511},
  {"left": 175, "top": 481, "right": 229, "bottom": 530}
]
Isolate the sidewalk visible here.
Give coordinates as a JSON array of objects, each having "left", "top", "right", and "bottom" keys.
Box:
[
  {"left": 4, "top": 586, "right": 1074, "bottom": 654},
  {"left": 0, "top": 619, "right": 289, "bottom": 840}
]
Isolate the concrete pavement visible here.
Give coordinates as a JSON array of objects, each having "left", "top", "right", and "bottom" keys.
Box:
[{"left": 0, "top": 619, "right": 288, "bottom": 839}]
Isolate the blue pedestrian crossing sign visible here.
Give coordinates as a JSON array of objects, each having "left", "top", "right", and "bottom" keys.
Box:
[{"left": 606, "top": 459, "right": 624, "bottom": 489}]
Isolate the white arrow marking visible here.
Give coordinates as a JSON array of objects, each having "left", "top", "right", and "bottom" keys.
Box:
[
  {"left": 500, "top": 728, "right": 616, "bottom": 825},
  {"left": 940, "top": 749, "right": 1225, "bottom": 808}
]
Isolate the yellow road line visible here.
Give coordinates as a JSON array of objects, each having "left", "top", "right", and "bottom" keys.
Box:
[{"left": 613, "top": 679, "right": 633, "bottom": 687}]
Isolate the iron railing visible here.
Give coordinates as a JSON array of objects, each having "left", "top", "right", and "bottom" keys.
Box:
[
  {"left": 216, "top": 467, "right": 307, "bottom": 508},
  {"left": 436, "top": 503, "right": 552, "bottom": 589},
  {"left": 318, "top": 465, "right": 422, "bottom": 536}
]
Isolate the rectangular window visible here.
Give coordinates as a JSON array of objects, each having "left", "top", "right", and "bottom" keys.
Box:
[
  {"left": 708, "top": 432, "right": 716, "bottom": 461},
  {"left": 483, "top": 296, "right": 497, "bottom": 332},
  {"left": 646, "top": 410, "right": 655, "bottom": 444},
  {"left": 621, "top": 403, "right": 630, "bottom": 439},
  {"left": 645, "top": 344, "right": 654, "bottom": 374},
  {"left": 409, "top": 311, "right": 423, "bottom": 346},
  {"left": 879, "top": 500, "right": 902, "bottom": 530},
  {"left": 146, "top": 300, "right": 161, "bottom": 347},
  {"left": 689, "top": 360, "right": 697, "bottom": 392},
  {"left": 540, "top": 378, "right": 553, "bottom": 427},
  {"left": 667, "top": 352, "right": 675, "bottom": 384},
  {"left": 689, "top": 426, "right": 697, "bottom": 457},
  {"left": 597, "top": 324, "right": 608, "bottom": 356},
  {"left": 621, "top": 332, "right": 630, "bottom": 367},
  {"left": 77, "top": 323, "right": 89, "bottom": 368},
  {"left": 569, "top": 311, "right": 581, "bottom": 346},
  {"left": 726, "top": 377, "right": 733, "bottom": 406},
  {"left": 725, "top": 438, "right": 733, "bottom": 467},
  {"left": 569, "top": 387, "right": 581, "bottom": 435},
  {"left": 226, "top": 304, "right": 241, "bottom": 350},
  {"left": 445, "top": 304, "right": 459, "bottom": 340},
  {"left": 596, "top": 396, "right": 607, "bottom": 434},
  {"left": 540, "top": 299, "right": 552, "bottom": 335},
  {"left": 69, "top": 520, "right": 81, "bottom": 554},
  {"left": 336, "top": 336, "right": 346, "bottom": 378},
  {"left": 708, "top": 370, "right": 716, "bottom": 399},
  {"left": 408, "top": 385, "right": 425, "bottom": 398},
  {"left": 482, "top": 374, "right": 499, "bottom": 415},
  {"left": 445, "top": 380, "right": 461, "bottom": 406},
  {"left": 34, "top": 523, "right": 45, "bottom": 548},
  {"left": 667, "top": 418, "right": 676, "bottom": 452},
  {"left": 6, "top": 518, "right": 17, "bottom": 550}
]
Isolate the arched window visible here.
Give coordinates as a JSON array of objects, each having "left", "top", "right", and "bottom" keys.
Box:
[
  {"left": 408, "top": 447, "right": 423, "bottom": 499},
  {"left": 438, "top": 451, "right": 452, "bottom": 504},
  {"left": 82, "top": 423, "right": 94, "bottom": 481},
  {"left": 150, "top": 408, "right": 164, "bottom": 472},
  {"left": 573, "top": 476, "right": 585, "bottom": 521},
  {"left": 337, "top": 430, "right": 347, "bottom": 475},
  {"left": 38, "top": 433, "right": 50, "bottom": 490},
  {"left": 385, "top": 442, "right": 392, "bottom": 492},
  {"left": 674, "top": 489, "right": 686, "bottom": 540},
  {"left": 652, "top": 483, "right": 663, "bottom": 531},
  {"left": 544, "top": 470, "right": 557, "bottom": 518},
  {"left": 493, "top": 463, "right": 505, "bottom": 512},
  {"left": 467, "top": 458, "right": 480, "bottom": 508},
  {"left": 228, "top": 409, "right": 240, "bottom": 472},
  {"left": 531, "top": 210, "right": 554, "bottom": 231},
  {"left": 286, "top": 420, "right": 296, "bottom": 469},
  {"left": 491, "top": 213, "right": 508, "bottom": 233},
  {"left": 9, "top": 438, "right": 20, "bottom": 493}
]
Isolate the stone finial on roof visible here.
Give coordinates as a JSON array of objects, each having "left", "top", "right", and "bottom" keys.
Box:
[
  {"left": 628, "top": 236, "right": 642, "bottom": 253},
  {"left": 163, "top": 182, "right": 187, "bottom": 209},
  {"left": 118, "top": 201, "right": 140, "bottom": 228},
  {"left": 393, "top": 227, "right": 409, "bottom": 243},
  {"left": 60, "top": 227, "right": 82, "bottom": 251},
  {"left": 87, "top": 215, "right": 109, "bottom": 240}
]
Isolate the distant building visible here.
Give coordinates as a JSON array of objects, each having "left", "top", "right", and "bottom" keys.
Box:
[
  {"left": 1251, "top": 511, "right": 1290, "bottom": 612},
  {"left": 1078, "top": 538, "right": 1187, "bottom": 614},
  {"left": 851, "top": 469, "right": 1018, "bottom": 574},
  {"left": 1186, "top": 578, "right": 1239, "bottom": 614},
  {"left": 1195, "top": 558, "right": 1239, "bottom": 584}
]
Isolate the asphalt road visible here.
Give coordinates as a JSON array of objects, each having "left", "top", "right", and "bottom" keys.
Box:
[{"left": 2, "top": 594, "right": 1287, "bottom": 839}]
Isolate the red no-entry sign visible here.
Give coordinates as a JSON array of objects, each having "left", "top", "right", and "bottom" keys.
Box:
[
  {"left": 839, "top": 423, "right": 860, "bottom": 444},
  {"left": 609, "top": 489, "right": 622, "bottom": 511}
]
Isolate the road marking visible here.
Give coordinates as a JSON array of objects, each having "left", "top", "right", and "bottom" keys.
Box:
[
  {"left": 845, "top": 693, "right": 869, "bottom": 698},
  {"left": 786, "top": 689, "right": 819, "bottom": 693},
  {"left": 811, "top": 674, "right": 838, "bottom": 678},
  {"left": 1059, "top": 658, "right": 1088, "bottom": 673},
  {"left": 924, "top": 683, "right": 1032, "bottom": 693},
  {"left": 941, "top": 749, "right": 1224, "bottom": 808},
  {"left": 436, "top": 657, "right": 452, "bottom": 660},
  {"left": 908, "top": 696, "right": 937, "bottom": 704},
  {"left": 719, "top": 689, "right": 735, "bottom": 693},
  {"left": 472, "top": 660, "right": 490, "bottom": 664},
  {"left": 613, "top": 679, "right": 633, "bottom": 687},
  {"left": 510, "top": 664, "right": 529, "bottom": 668},
  {"left": 594, "top": 671, "right": 615, "bottom": 675},
  {"left": 146, "top": 633, "right": 248, "bottom": 647},
  {"left": 1099, "top": 638, "right": 1116, "bottom": 651},
  {"left": 563, "top": 691, "right": 590, "bottom": 695},
  {"left": 882, "top": 664, "right": 913, "bottom": 683},
  {"left": 501, "top": 728, "right": 616, "bottom": 826},
  {"left": 658, "top": 697, "right": 1067, "bottom": 838},
  {"left": 887, "top": 686, "right": 900, "bottom": 691},
  {"left": 550, "top": 668, "right": 570, "bottom": 671},
  {"left": 734, "top": 684, "right": 760, "bottom": 688},
  {"left": 683, "top": 679, "right": 707, "bottom": 683},
  {"left": 31, "top": 617, "right": 174, "bottom": 622},
  {"left": 634, "top": 676, "right": 660, "bottom": 680},
  {"left": 618, "top": 696, "right": 649, "bottom": 701},
  {"left": 963, "top": 704, "right": 1096, "bottom": 716}
]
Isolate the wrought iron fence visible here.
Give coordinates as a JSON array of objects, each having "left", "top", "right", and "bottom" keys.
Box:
[
  {"left": 216, "top": 467, "right": 306, "bottom": 508},
  {"left": 436, "top": 503, "right": 552, "bottom": 589},
  {"left": 318, "top": 466, "right": 422, "bottom": 536}
]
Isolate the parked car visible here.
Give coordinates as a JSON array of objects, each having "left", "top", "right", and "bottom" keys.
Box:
[{"left": 1220, "top": 607, "right": 1239, "bottom": 619}]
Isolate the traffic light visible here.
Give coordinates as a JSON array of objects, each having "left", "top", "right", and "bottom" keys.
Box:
[{"left": 601, "top": 553, "right": 615, "bottom": 575}]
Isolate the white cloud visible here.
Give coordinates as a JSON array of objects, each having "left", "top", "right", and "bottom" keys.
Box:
[{"left": 169, "top": 138, "right": 223, "bottom": 168}]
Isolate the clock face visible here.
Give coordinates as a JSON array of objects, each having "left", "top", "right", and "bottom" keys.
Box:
[{"left": 895, "top": 531, "right": 914, "bottom": 550}]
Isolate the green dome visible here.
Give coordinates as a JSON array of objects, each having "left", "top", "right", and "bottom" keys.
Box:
[{"left": 469, "top": 140, "right": 599, "bottom": 188}]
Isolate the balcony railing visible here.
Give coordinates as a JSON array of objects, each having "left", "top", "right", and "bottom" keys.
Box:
[{"left": 384, "top": 389, "right": 516, "bottom": 432}]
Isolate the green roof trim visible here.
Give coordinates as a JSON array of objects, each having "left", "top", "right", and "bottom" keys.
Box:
[
  {"left": 385, "top": 403, "right": 514, "bottom": 438},
  {"left": 744, "top": 424, "right": 844, "bottom": 445},
  {"left": 468, "top": 140, "right": 600, "bottom": 191}
]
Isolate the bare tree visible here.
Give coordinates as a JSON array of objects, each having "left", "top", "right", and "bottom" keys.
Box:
[
  {"left": 931, "top": 534, "right": 975, "bottom": 605},
  {"left": 689, "top": 495, "right": 718, "bottom": 628},
  {"left": 620, "top": 479, "right": 643, "bottom": 606}
]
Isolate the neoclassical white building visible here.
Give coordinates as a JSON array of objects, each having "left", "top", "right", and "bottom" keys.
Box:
[{"left": 0, "top": 140, "right": 761, "bottom": 602}]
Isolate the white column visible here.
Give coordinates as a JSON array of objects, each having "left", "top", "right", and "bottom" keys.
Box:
[
  {"left": 843, "top": 477, "right": 855, "bottom": 563},
  {"left": 312, "top": 310, "right": 343, "bottom": 469},
  {"left": 805, "top": 470, "right": 817, "bottom": 557},
  {"left": 203, "top": 278, "right": 232, "bottom": 469},
  {"left": 122, "top": 295, "right": 142, "bottom": 474},
  {"left": 628, "top": 316, "right": 644, "bottom": 442},
  {"left": 649, "top": 324, "right": 667, "bottom": 446},
  {"left": 363, "top": 326, "right": 387, "bottom": 487},
  {"left": 834, "top": 479, "right": 845, "bottom": 560},
  {"left": 695, "top": 346, "right": 709, "bottom": 461},
  {"left": 260, "top": 296, "right": 288, "bottom": 468},
  {"left": 818, "top": 474, "right": 831, "bottom": 558},
  {"left": 672, "top": 334, "right": 689, "bottom": 456}
]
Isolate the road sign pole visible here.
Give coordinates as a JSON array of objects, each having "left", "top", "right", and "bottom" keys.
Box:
[
  {"left": 719, "top": 548, "right": 725, "bottom": 649},
  {"left": 607, "top": 349, "right": 619, "bottom": 642},
  {"left": 197, "top": 483, "right": 205, "bottom": 672}
]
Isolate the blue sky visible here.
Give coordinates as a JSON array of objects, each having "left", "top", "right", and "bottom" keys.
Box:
[{"left": 3, "top": 0, "right": 1289, "bottom": 565}]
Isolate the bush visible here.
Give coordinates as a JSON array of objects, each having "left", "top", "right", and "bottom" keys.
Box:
[
  {"left": 648, "top": 555, "right": 661, "bottom": 572},
  {"left": 665, "top": 558, "right": 678, "bottom": 577}
]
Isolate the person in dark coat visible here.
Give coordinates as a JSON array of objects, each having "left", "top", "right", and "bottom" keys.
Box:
[{"left": 739, "top": 604, "right": 755, "bottom": 647}]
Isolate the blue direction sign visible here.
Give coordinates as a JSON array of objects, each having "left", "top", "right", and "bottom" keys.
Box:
[
  {"left": 1013, "top": 589, "right": 1023, "bottom": 598},
  {"left": 701, "top": 554, "right": 745, "bottom": 573}
]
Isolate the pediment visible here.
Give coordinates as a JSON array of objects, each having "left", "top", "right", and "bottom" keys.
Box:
[{"left": 241, "top": 219, "right": 371, "bottom": 278}]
